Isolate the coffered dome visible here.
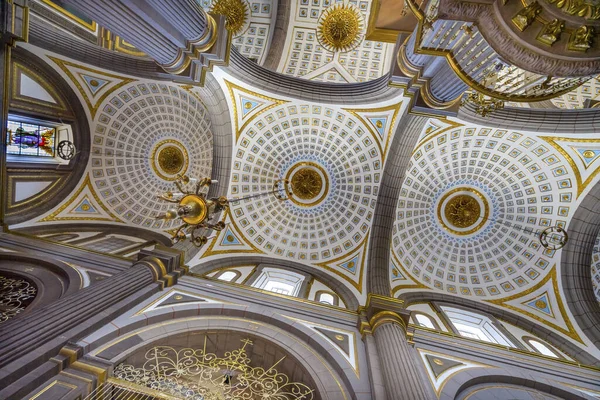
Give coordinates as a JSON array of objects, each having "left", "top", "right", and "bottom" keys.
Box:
[{"left": 391, "top": 122, "right": 578, "bottom": 298}]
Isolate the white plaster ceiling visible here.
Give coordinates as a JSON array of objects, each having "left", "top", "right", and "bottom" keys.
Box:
[
  {"left": 199, "top": 0, "right": 277, "bottom": 65},
  {"left": 390, "top": 119, "right": 599, "bottom": 299},
  {"left": 14, "top": 47, "right": 214, "bottom": 232},
  {"left": 191, "top": 69, "right": 406, "bottom": 298},
  {"left": 276, "top": 0, "right": 395, "bottom": 83},
  {"left": 551, "top": 76, "right": 600, "bottom": 109}
]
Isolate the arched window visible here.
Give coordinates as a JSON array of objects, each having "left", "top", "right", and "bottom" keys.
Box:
[
  {"left": 218, "top": 271, "right": 238, "bottom": 282},
  {"left": 441, "top": 306, "right": 515, "bottom": 347},
  {"left": 522, "top": 337, "right": 562, "bottom": 358},
  {"left": 252, "top": 268, "right": 305, "bottom": 297},
  {"left": 318, "top": 293, "right": 335, "bottom": 305},
  {"left": 414, "top": 313, "right": 437, "bottom": 330}
]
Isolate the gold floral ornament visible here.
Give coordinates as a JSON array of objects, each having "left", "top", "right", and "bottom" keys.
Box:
[
  {"left": 211, "top": 0, "right": 250, "bottom": 35},
  {"left": 317, "top": 3, "right": 365, "bottom": 52},
  {"left": 113, "top": 339, "right": 315, "bottom": 399}
]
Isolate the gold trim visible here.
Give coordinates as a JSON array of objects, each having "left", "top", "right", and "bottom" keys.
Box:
[
  {"left": 285, "top": 162, "right": 329, "bottom": 207},
  {"left": 223, "top": 79, "right": 288, "bottom": 143},
  {"left": 390, "top": 248, "right": 430, "bottom": 296},
  {"left": 39, "top": 174, "right": 124, "bottom": 223},
  {"left": 132, "top": 287, "right": 234, "bottom": 316},
  {"left": 201, "top": 208, "right": 266, "bottom": 256},
  {"left": 150, "top": 139, "right": 190, "bottom": 181},
  {"left": 189, "top": 272, "right": 358, "bottom": 315},
  {"left": 436, "top": 187, "right": 489, "bottom": 236},
  {"left": 541, "top": 136, "right": 600, "bottom": 198},
  {"left": 417, "top": 348, "right": 493, "bottom": 398},
  {"left": 28, "top": 380, "right": 77, "bottom": 400},
  {"left": 316, "top": 232, "right": 369, "bottom": 293},
  {"left": 12, "top": 62, "right": 68, "bottom": 112},
  {"left": 40, "top": 0, "right": 96, "bottom": 31},
  {"left": 414, "top": 327, "right": 600, "bottom": 373},
  {"left": 485, "top": 266, "right": 583, "bottom": 343},
  {"left": 281, "top": 315, "right": 360, "bottom": 378},
  {"left": 343, "top": 102, "right": 402, "bottom": 159},
  {"left": 7, "top": 174, "right": 62, "bottom": 211},
  {"left": 402, "top": 0, "right": 584, "bottom": 102},
  {"left": 91, "top": 316, "right": 350, "bottom": 400},
  {"left": 47, "top": 56, "right": 135, "bottom": 120}
]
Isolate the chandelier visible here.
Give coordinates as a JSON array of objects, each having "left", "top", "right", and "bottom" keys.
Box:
[{"left": 156, "top": 175, "right": 292, "bottom": 246}]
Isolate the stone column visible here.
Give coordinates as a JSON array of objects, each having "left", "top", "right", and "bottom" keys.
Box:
[
  {"left": 59, "top": 0, "right": 216, "bottom": 74},
  {"left": 361, "top": 295, "right": 433, "bottom": 400},
  {"left": 0, "top": 248, "right": 185, "bottom": 396}
]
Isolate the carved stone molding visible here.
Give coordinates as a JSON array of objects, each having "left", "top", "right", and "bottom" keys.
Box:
[{"left": 438, "top": 0, "right": 600, "bottom": 76}]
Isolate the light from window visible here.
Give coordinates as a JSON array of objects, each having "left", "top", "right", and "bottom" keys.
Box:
[
  {"left": 7, "top": 120, "right": 56, "bottom": 157},
  {"left": 441, "top": 306, "right": 515, "bottom": 347},
  {"left": 264, "top": 281, "right": 294, "bottom": 295},
  {"left": 319, "top": 293, "right": 335, "bottom": 305},
  {"left": 415, "top": 314, "right": 436, "bottom": 330},
  {"left": 218, "top": 271, "right": 237, "bottom": 282},
  {"left": 529, "top": 340, "right": 558, "bottom": 358}
]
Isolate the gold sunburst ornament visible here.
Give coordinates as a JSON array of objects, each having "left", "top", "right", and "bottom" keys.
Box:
[
  {"left": 317, "top": 3, "right": 365, "bottom": 52},
  {"left": 211, "top": 0, "right": 249, "bottom": 35}
]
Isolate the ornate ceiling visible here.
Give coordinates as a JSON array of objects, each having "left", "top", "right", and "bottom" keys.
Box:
[
  {"left": 199, "top": 0, "right": 277, "bottom": 65},
  {"left": 274, "top": 0, "right": 395, "bottom": 82},
  {"left": 191, "top": 68, "right": 405, "bottom": 298},
  {"left": 391, "top": 118, "right": 600, "bottom": 345},
  {"left": 13, "top": 48, "right": 213, "bottom": 232}
]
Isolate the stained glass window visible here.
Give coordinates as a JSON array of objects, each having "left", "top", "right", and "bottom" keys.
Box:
[{"left": 7, "top": 119, "right": 56, "bottom": 157}]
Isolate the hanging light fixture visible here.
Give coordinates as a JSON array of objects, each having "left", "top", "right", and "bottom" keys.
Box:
[{"left": 155, "top": 175, "right": 293, "bottom": 247}]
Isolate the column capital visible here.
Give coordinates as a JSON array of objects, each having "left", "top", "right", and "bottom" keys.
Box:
[
  {"left": 137, "top": 246, "right": 188, "bottom": 289},
  {"left": 358, "top": 294, "right": 413, "bottom": 340}
]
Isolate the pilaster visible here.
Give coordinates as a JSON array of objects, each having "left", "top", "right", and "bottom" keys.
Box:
[
  {"left": 0, "top": 248, "right": 186, "bottom": 400},
  {"left": 359, "top": 294, "right": 434, "bottom": 400}
]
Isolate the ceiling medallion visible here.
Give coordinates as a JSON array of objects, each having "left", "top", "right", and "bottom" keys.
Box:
[
  {"left": 211, "top": 0, "right": 250, "bottom": 35},
  {"left": 151, "top": 139, "right": 189, "bottom": 181},
  {"left": 437, "top": 187, "right": 490, "bottom": 236},
  {"left": 285, "top": 162, "right": 329, "bottom": 207},
  {"left": 317, "top": 3, "right": 365, "bottom": 53}
]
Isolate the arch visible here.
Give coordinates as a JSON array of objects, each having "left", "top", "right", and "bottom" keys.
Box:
[
  {"left": 521, "top": 336, "right": 566, "bottom": 360},
  {"left": 6, "top": 47, "right": 90, "bottom": 224},
  {"left": 398, "top": 291, "right": 600, "bottom": 366},
  {"left": 314, "top": 290, "right": 340, "bottom": 306},
  {"left": 561, "top": 179, "right": 600, "bottom": 354},
  {"left": 410, "top": 311, "right": 441, "bottom": 330},
  {"left": 458, "top": 102, "right": 600, "bottom": 134},
  {"left": 366, "top": 114, "right": 429, "bottom": 295},
  {"left": 0, "top": 252, "right": 82, "bottom": 316},
  {"left": 450, "top": 372, "right": 590, "bottom": 400},
  {"left": 214, "top": 269, "right": 242, "bottom": 282},
  {"left": 191, "top": 255, "right": 360, "bottom": 310},
  {"left": 79, "top": 305, "right": 362, "bottom": 399},
  {"left": 262, "top": 0, "right": 292, "bottom": 71},
  {"left": 14, "top": 223, "right": 171, "bottom": 247}
]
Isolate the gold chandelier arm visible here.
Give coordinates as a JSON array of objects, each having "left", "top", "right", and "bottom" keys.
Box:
[
  {"left": 171, "top": 224, "right": 189, "bottom": 244},
  {"left": 195, "top": 177, "right": 213, "bottom": 195},
  {"left": 174, "top": 180, "right": 188, "bottom": 195}
]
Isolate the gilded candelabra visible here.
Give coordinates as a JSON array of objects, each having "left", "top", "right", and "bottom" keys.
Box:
[{"left": 156, "top": 175, "right": 292, "bottom": 247}]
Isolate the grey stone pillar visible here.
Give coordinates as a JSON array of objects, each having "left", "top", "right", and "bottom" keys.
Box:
[
  {"left": 362, "top": 295, "right": 433, "bottom": 400},
  {"left": 0, "top": 247, "right": 185, "bottom": 398},
  {"left": 59, "top": 0, "right": 216, "bottom": 74}
]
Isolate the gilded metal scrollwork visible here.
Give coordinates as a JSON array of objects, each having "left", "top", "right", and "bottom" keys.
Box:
[
  {"left": 113, "top": 339, "right": 314, "bottom": 399},
  {"left": 0, "top": 276, "right": 36, "bottom": 323}
]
